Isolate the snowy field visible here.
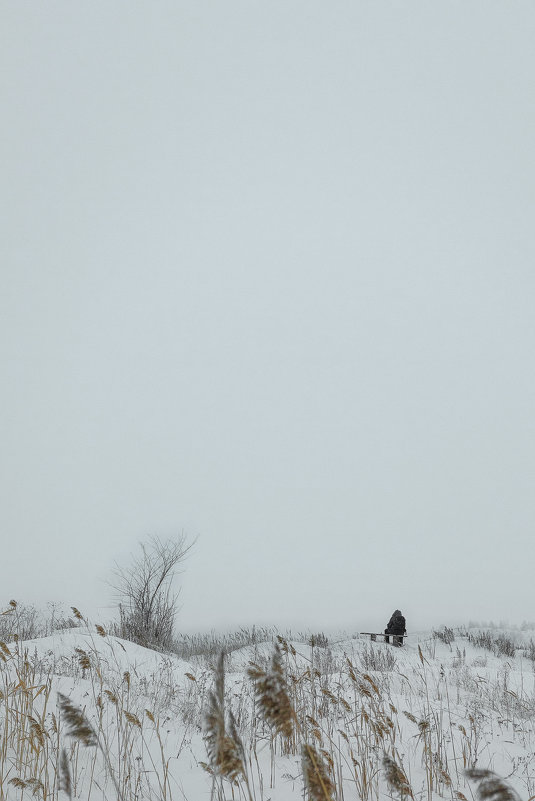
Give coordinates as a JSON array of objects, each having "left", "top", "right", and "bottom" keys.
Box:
[{"left": 1, "top": 620, "right": 535, "bottom": 800}]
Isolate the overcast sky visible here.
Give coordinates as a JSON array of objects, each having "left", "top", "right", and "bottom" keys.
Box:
[{"left": 2, "top": 2, "right": 534, "bottom": 635}]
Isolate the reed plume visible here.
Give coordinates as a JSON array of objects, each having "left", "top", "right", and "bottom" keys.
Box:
[
  {"left": 247, "top": 643, "right": 294, "bottom": 740},
  {"left": 383, "top": 754, "right": 414, "bottom": 799},
  {"left": 204, "top": 652, "right": 244, "bottom": 780},
  {"left": 124, "top": 711, "right": 142, "bottom": 728},
  {"left": 465, "top": 769, "right": 521, "bottom": 801},
  {"left": 59, "top": 748, "right": 72, "bottom": 799},
  {"left": 74, "top": 648, "right": 91, "bottom": 672},
  {"left": 302, "top": 743, "right": 335, "bottom": 801},
  {"left": 57, "top": 693, "right": 97, "bottom": 747}
]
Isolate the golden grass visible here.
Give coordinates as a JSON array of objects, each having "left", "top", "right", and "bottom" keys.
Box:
[{"left": 1, "top": 607, "right": 534, "bottom": 801}]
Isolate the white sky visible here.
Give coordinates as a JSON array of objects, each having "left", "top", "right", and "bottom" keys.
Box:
[{"left": 2, "top": 2, "right": 534, "bottom": 634}]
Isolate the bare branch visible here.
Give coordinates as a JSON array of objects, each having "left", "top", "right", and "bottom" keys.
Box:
[{"left": 109, "top": 533, "right": 194, "bottom": 650}]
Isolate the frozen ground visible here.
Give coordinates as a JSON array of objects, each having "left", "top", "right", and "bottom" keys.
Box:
[{"left": 1, "top": 623, "right": 535, "bottom": 800}]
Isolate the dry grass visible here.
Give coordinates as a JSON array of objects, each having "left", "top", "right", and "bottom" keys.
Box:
[{"left": 1, "top": 604, "right": 535, "bottom": 800}]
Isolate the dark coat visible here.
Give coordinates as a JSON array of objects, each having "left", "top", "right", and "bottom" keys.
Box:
[{"left": 385, "top": 610, "right": 406, "bottom": 635}]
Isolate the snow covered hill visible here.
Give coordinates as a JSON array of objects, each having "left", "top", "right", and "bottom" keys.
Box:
[{"left": 1, "top": 624, "right": 535, "bottom": 800}]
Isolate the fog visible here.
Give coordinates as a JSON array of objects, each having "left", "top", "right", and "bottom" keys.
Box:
[{"left": 2, "top": 2, "right": 534, "bottom": 635}]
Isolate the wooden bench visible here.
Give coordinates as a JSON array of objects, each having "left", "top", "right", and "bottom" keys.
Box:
[{"left": 360, "top": 632, "right": 406, "bottom": 647}]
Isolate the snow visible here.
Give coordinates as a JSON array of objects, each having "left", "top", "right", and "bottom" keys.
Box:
[{"left": 1, "top": 625, "right": 535, "bottom": 800}]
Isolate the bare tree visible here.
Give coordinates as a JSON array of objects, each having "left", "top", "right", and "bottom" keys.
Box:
[{"left": 111, "top": 534, "right": 193, "bottom": 650}]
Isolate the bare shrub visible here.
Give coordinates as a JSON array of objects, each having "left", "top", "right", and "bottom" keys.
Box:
[
  {"left": 522, "top": 639, "right": 535, "bottom": 663},
  {"left": 433, "top": 626, "right": 455, "bottom": 645},
  {"left": 359, "top": 643, "right": 397, "bottom": 672},
  {"left": 0, "top": 600, "right": 48, "bottom": 642},
  {"left": 308, "top": 632, "right": 329, "bottom": 649},
  {"left": 467, "top": 631, "right": 517, "bottom": 659},
  {"left": 452, "top": 647, "right": 466, "bottom": 668},
  {"left": 468, "top": 630, "right": 495, "bottom": 652},
  {"left": 494, "top": 634, "right": 516, "bottom": 658},
  {"left": 111, "top": 534, "right": 193, "bottom": 651}
]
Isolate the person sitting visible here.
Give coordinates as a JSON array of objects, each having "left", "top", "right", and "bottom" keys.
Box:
[{"left": 384, "top": 609, "right": 406, "bottom": 645}]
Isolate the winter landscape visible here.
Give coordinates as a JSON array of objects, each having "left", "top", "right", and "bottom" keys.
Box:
[
  {"left": 2, "top": 599, "right": 535, "bottom": 801},
  {"left": 3, "top": 3, "right": 535, "bottom": 800}
]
